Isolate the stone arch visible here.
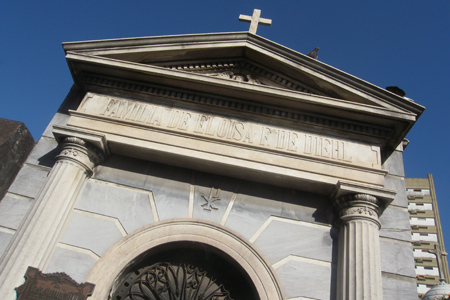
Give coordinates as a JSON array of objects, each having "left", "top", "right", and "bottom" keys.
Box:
[{"left": 86, "top": 219, "right": 285, "bottom": 300}]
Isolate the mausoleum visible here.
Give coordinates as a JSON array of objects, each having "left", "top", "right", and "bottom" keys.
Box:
[{"left": 0, "top": 14, "right": 425, "bottom": 300}]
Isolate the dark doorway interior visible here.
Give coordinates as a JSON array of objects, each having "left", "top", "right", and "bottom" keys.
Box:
[{"left": 111, "top": 241, "right": 259, "bottom": 300}]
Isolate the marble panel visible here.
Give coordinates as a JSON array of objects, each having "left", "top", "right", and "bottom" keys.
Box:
[
  {"left": 59, "top": 212, "right": 124, "bottom": 257},
  {"left": 380, "top": 240, "right": 416, "bottom": 277},
  {"left": 75, "top": 180, "right": 154, "bottom": 234},
  {"left": 94, "top": 155, "right": 150, "bottom": 189},
  {"left": 8, "top": 165, "right": 49, "bottom": 199},
  {"left": 281, "top": 189, "right": 333, "bottom": 225},
  {"left": 192, "top": 172, "right": 239, "bottom": 224},
  {"left": 224, "top": 181, "right": 283, "bottom": 239},
  {"left": 45, "top": 246, "right": 97, "bottom": 283},
  {"left": 43, "top": 112, "right": 70, "bottom": 138},
  {"left": 253, "top": 219, "right": 334, "bottom": 264},
  {"left": 382, "top": 273, "right": 419, "bottom": 300},
  {"left": 0, "top": 230, "right": 14, "bottom": 258},
  {"left": 0, "top": 194, "right": 32, "bottom": 230},
  {"left": 57, "top": 84, "right": 85, "bottom": 114},
  {"left": 379, "top": 206, "right": 412, "bottom": 241},
  {"left": 382, "top": 150, "right": 405, "bottom": 177},
  {"left": 25, "top": 137, "right": 58, "bottom": 168},
  {"left": 384, "top": 175, "right": 407, "bottom": 207},
  {"left": 143, "top": 162, "right": 191, "bottom": 221},
  {"left": 276, "top": 259, "right": 334, "bottom": 300}
]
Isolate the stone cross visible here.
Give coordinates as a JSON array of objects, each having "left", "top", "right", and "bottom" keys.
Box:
[
  {"left": 239, "top": 9, "right": 272, "bottom": 34},
  {"left": 427, "top": 244, "right": 448, "bottom": 283}
]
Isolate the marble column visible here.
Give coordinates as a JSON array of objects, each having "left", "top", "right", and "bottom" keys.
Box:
[
  {"left": 333, "top": 193, "right": 383, "bottom": 300},
  {"left": 0, "top": 137, "right": 104, "bottom": 300}
]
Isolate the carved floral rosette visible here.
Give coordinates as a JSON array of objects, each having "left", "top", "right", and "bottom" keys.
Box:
[
  {"left": 334, "top": 193, "right": 381, "bottom": 228},
  {"left": 55, "top": 137, "right": 104, "bottom": 176}
]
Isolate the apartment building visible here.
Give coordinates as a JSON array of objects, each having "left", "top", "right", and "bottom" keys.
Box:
[{"left": 407, "top": 174, "right": 449, "bottom": 297}]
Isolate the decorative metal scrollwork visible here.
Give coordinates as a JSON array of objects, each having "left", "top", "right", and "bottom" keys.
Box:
[{"left": 112, "top": 262, "right": 233, "bottom": 300}]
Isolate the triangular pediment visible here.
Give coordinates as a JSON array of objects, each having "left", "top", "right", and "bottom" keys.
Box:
[
  {"left": 150, "top": 58, "right": 320, "bottom": 95},
  {"left": 62, "top": 32, "right": 424, "bottom": 150}
]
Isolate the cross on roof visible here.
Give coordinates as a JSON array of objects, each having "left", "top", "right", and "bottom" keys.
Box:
[
  {"left": 427, "top": 244, "right": 448, "bottom": 283},
  {"left": 239, "top": 9, "right": 272, "bottom": 34}
]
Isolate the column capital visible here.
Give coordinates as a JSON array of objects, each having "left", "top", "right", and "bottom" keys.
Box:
[
  {"left": 333, "top": 193, "right": 381, "bottom": 227},
  {"left": 56, "top": 137, "right": 105, "bottom": 176}
]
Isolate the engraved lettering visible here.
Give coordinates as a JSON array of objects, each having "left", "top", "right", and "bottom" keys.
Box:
[
  {"left": 288, "top": 132, "right": 299, "bottom": 152},
  {"left": 343, "top": 142, "right": 352, "bottom": 162},
  {"left": 276, "top": 130, "right": 286, "bottom": 149},
  {"left": 205, "top": 116, "right": 215, "bottom": 136},
  {"left": 167, "top": 110, "right": 182, "bottom": 128},
  {"left": 149, "top": 107, "right": 163, "bottom": 126},
  {"left": 322, "top": 138, "right": 332, "bottom": 158},
  {"left": 332, "top": 140, "right": 340, "bottom": 160},
  {"left": 216, "top": 119, "right": 229, "bottom": 138},
  {"left": 233, "top": 122, "right": 244, "bottom": 141},
  {"left": 260, "top": 127, "right": 272, "bottom": 146},
  {"left": 194, "top": 115, "right": 209, "bottom": 134},
  {"left": 242, "top": 124, "right": 254, "bottom": 143},
  {"left": 178, "top": 112, "right": 191, "bottom": 130},
  {"left": 85, "top": 95, "right": 368, "bottom": 166},
  {"left": 226, "top": 120, "right": 235, "bottom": 139},
  {"left": 304, "top": 135, "right": 313, "bottom": 154},
  {"left": 102, "top": 99, "right": 118, "bottom": 116},
  {"left": 144, "top": 105, "right": 158, "bottom": 123}
]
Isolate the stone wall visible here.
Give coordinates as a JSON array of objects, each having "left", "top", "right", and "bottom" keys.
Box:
[{"left": 0, "top": 118, "right": 34, "bottom": 200}]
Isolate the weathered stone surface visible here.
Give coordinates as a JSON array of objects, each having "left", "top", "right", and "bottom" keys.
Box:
[
  {"left": 384, "top": 175, "right": 407, "bottom": 207},
  {"left": 143, "top": 163, "right": 191, "bottom": 221},
  {"left": 281, "top": 189, "right": 332, "bottom": 224},
  {"left": 225, "top": 181, "right": 283, "bottom": 239},
  {"left": 25, "top": 137, "right": 58, "bottom": 168},
  {"left": 379, "top": 206, "right": 412, "bottom": 241},
  {"left": 380, "top": 239, "right": 416, "bottom": 277},
  {"left": 94, "top": 155, "right": 149, "bottom": 189},
  {"left": 42, "top": 112, "right": 70, "bottom": 138},
  {"left": 0, "top": 119, "right": 34, "bottom": 200},
  {"left": 382, "top": 150, "right": 405, "bottom": 177},
  {"left": 276, "top": 258, "right": 334, "bottom": 300},
  {"left": 59, "top": 212, "right": 125, "bottom": 257},
  {"left": 45, "top": 246, "right": 98, "bottom": 283},
  {"left": 0, "top": 194, "right": 32, "bottom": 230},
  {"left": 382, "top": 273, "right": 419, "bottom": 300},
  {"left": 0, "top": 231, "right": 14, "bottom": 258},
  {"left": 7, "top": 164, "right": 49, "bottom": 199},
  {"left": 253, "top": 218, "right": 335, "bottom": 264},
  {"left": 192, "top": 172, "right": 238, "bottom": 223},
  {"left": 75, "top": 180, "right": 155, "bottom": 233}
]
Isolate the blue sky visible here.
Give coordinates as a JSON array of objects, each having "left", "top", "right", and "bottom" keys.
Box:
[{"left": 1, "top": 1, "right": 450, "bottom": 253}]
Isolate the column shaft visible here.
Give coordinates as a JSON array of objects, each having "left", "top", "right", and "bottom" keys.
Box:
[
  {"left": 334, "top": 194, "right": 383, "bottom": 300},
  {"left": 0, "top": 137, "right": 103, "bottom": 300}
]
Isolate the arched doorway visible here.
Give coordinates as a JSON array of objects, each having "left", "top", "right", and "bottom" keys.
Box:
[
  {"left": 85, "top": 219, "right": 284, "bottom": 300},
  {"left": 111, "top": 241, "right": 258, "bottom": 300}
]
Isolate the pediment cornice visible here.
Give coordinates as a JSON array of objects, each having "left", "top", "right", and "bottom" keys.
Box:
[{"left": 63, "top": 32, "right": 424, "bottom": 151}]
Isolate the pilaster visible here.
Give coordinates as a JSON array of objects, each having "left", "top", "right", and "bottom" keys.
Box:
[
  {"left": 0, "top": 137, "right": 105, "bottom": 300},
  {"left": 334, "top": 193, "right": 383, "bottom": 300}
]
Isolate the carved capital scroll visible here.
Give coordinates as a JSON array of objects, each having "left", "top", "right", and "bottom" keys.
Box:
[
  {"left": 56, "top": 137, "right": 105, "bottom": 176},
  {"left": 333, "top": 193, "right": 381, "bottom": 228}
]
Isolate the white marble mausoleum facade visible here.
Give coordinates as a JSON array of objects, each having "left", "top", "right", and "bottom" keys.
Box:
[{"left": 0, "top": 32, "right": 424, "bottom": 300}]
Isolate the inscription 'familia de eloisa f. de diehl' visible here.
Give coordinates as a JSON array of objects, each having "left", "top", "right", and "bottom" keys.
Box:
[{"left": 76, "top": 94, "right": 380, "bottom": 168}]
